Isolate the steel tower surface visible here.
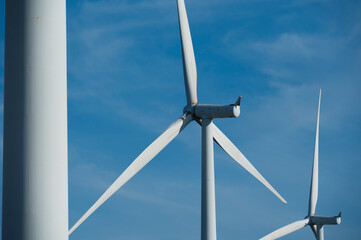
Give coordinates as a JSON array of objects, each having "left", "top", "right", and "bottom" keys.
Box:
[{"left": 2, "top": 0, "right": 68, "bottom": 239}]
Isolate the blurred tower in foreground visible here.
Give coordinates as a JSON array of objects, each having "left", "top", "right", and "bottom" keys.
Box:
[{"left": 2, "top": 0, "right": 68, "bottom": 239}]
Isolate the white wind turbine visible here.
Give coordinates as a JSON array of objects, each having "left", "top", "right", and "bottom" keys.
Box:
[
  {"left": 69, "top": 0, "right": 286, "bottom": 239},
  {"left": 259, "top": 90, "right": 341, "bottom": 240}
]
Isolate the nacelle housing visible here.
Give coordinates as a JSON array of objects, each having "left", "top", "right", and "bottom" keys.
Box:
[
  {"left": 194, "top": 104, "right": 240, "bottom": 119},
  {"left": 309, "top": 216, "right": 341, "bottom": 225}
]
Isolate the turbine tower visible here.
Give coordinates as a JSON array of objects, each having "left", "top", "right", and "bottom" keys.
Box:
[
  {"left": 259, "top": 90, "right": 341, "bottom": 240},
  {"left": 2, "top": 0, "right": 68, "bottom": 240},
  {"left": 69, "top": 1, "right": 286, "bottom": 239}
]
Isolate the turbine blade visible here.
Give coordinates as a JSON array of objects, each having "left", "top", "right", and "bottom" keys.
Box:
[
  {"left": 310, "top": 225, "right": 318, "bottom": 238},
  {"left": 259, "top": 219, "right": 310, "bottom": 240},
  {"left": 308, "top": 89, "right": 321, "bottom": 216},
  {"left": 177, "top": 0, "right": 198, "bottom": 106},
  {"left": 69, "top": 114, "right": 193, "bottom": 235},
  {"left": 211, "top": 123, "right": 287, "bottom": 204}
]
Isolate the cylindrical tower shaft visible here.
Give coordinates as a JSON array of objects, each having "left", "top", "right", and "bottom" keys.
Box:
[
  {"left": 317, "top": 225, "right": 324, "bottom": 240},
  {"left": 2, "top": 0, "right": 68, "bottom": 239},
  {"left": 201, "top": 118, "right": 217, "bottom": 240}
]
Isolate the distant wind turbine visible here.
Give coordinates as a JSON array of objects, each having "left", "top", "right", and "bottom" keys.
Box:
[
  {"left": 259, "top": 90, "right": 341, "bottom": 240},
  {"left": 69, "top": 0, "right": 286, "bottom": 239}
]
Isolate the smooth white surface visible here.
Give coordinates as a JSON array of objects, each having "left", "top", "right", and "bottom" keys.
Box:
[
  {"left": 177, "top": 0, "right": 198, "bottom": 105},
  {"left": 212, "top": 123, "right": 287, "bottom": 203},
  {"left": 2, "top": 0, "right": 68, "bottom": 239},
  {"left": 201, "top": 118, "right": 217, "bottom": 240},
  {"left": 69, "top": 114, "right": 193, "bottom": 235},
  {"left": 259, "top": 219, "right": 310, "bottom": 240},
  {"left": 308, "top": 90, "right": 321, "bottom": 217}
]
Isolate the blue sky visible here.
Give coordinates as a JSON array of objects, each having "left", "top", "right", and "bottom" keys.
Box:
[{"left": 1, "top": 0, "right": 361, "bottom": 239}]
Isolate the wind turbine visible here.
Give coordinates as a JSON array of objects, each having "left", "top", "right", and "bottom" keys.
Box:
[
  {"left": 259, "top": 90, "right": 341, "bottom": 240},
  {"left": 69, "top": 0, "right": 286, "bottom": 239}
]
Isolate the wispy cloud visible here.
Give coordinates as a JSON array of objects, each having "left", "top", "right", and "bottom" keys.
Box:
[{"left": 252, "top": 33, "right": 327, "bottom": 60}]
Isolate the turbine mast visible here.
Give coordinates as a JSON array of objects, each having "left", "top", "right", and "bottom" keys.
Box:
[
  {"left": 317, "top": 224, "right": 324, "bottom": 240},
  {"left": 201, "top": 118, "right": 217, "bottom": 240},
  {"left": 2, "top": 0, "right": 69, "bottom": 239}
]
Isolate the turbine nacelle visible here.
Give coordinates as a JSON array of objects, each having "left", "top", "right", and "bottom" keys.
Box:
[
  {"left": 183, "top": 96, "right": 241, "bottom": 119},
  {"left": 309, "top": 212, "right": 342, "bottom": 225}
]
